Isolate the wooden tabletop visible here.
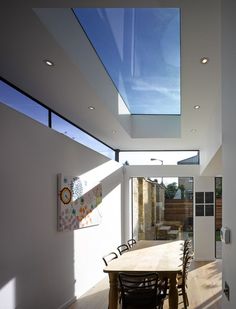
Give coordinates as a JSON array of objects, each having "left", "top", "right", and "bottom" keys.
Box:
[{"left": 103, "top": 240, "right": 183, "bottom": 273}]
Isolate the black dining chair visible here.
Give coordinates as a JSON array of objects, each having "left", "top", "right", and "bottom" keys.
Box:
[
  {"left": 102, "top": 251, "right": 118, "bottom": 266},
  {"left": 181, "top": 239, "right": 192, "bottom": 253},
  {"left": 166, "top": 254, "right": 193, "bottom": 309},
  {"left": 177, "top": 255, "right": 193, "bottom": 308},
  {"left": 127, "top": 238, "right": 137, "bottom": 248},
  {"left": 180, "top": 239, "right": 193, "bottom": 264},
  {"left": 117, "top": 244, "right": 129, "bottom": 255},
  {"left": 119, "top": 272, "right": 165, "bottom": 309}
]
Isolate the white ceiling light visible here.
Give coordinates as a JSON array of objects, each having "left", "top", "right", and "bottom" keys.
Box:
[
  {"left": 190, "top": 129, "right": 197, "bottom": 133},
  {"left": 194, "top": 105, "right": 200, "bottom": 110},
  {"left": 43, "top": 59, "right": 54, "bottom": 66},
  {"left": 200, "top": 57, "right": 209, "bottom": 64},
  {"left": 88, "top": 106, "right": 95, "bottom": 110}
]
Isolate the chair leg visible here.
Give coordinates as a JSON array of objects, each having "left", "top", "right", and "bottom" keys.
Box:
[
  {"left": 182, "top": 289, "right": 189, "bottom": 309},
  {"left": 159, "top": 300, "right": 164, "bottom": 309},
  {"left": 157, "top": 300, "right": 163, "bottom": 309},
  {"left": 186, "top": 292, "right": 189, "bottom": 306}
]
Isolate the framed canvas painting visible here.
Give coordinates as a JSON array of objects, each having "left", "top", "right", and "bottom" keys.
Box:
[{"left": 57, "top": 174, "right": 102, "bottom": 231}]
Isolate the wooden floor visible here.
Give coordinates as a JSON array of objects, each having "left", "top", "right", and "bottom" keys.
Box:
[{"left": 68, "top": 260, "right": 222, "bottom": 309}]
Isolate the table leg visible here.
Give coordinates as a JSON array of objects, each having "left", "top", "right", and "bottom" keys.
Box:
[
  {"left": 108, "top": 273, "right": 118, "bottom": 309},
  {"left": 168, "top": 273, "right": 178, "bottom": 309}
]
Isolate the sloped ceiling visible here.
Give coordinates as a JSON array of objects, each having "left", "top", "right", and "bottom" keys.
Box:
[{"left": 0, "top": 1, "right": 221, "bottom": 173}]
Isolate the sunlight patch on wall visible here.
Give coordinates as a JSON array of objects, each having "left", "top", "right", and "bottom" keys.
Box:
[{"left": 0, "top": 278, "right": 16, "bottom": 309}]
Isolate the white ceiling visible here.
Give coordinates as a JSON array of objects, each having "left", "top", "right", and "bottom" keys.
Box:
[{"left": 0, "top": 1, "right": 221, "bottom": 168}]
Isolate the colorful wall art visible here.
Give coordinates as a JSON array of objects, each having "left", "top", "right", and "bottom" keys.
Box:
[{"left": 57, "top": 174, "right": 102, "bottom": 231}]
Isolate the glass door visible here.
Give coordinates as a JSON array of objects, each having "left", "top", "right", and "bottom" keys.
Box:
[{"left": 132, "top": 177, "right": 194, "bottom": 242}]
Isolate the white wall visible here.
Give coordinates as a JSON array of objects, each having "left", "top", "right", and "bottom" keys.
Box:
[
  {"left": 125, "top": 165, "right": 200, "bottom": 178},
  {"left": 200, "top": 146, "right": 222, "bottom": 177},
  {"left": 0, "top": 104, "right": 123, "bottom": 309},
  {"left": 182, "top": 0, "right": 221, "bottom": 171},
  {"left": 194, "top": 177, "right": 215, "bottom": 261},
  {"left": 222, "top": 1, "right": 236, "bottom": 307}
]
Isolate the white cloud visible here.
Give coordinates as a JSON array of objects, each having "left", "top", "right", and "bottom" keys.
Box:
[{"left": 131, "top": 78, "right": 180, "bottom": 101}]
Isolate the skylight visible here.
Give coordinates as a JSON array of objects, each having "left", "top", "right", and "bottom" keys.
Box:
[{"left": 74, "top": 8, "right": 180, "bottom": 115}]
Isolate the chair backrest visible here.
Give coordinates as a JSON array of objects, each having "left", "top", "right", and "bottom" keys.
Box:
[
  {"left": 183, "top": 246, "right": 193, "bottom": 262},
  {"left": 183, "top": 239, "right": 192, "bottom": 251},
  {"left": 102, "top": 252, "right": 118, "bottom": 266},
  {"left": 127, "top": 238, "right": 137, "bottom": 248},
  {"left": 180, "top": 239, "right": 193, "bottom": 264},
  {"left": 119, "top": 272, "right": 161, "bottom": 308},
  {"left": 182, "top": 255, "right": 193, "bottom": 287},
  {"left": 117, "top": 244, "right": 129, "bottom": 255}
]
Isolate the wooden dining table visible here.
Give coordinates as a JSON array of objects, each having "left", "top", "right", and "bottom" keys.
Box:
[{"left": 103, "top": 240, "right": 184, "bottom": 309}]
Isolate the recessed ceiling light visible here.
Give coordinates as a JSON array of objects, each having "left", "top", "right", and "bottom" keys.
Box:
[
  {"left": 43, "top": 59, "right": 54, "bottom": 66},
  {"left": 190, "top": 129, "right": 197, "bottom": 133},
  {"left": 200, "top": 57, "right": 209, "bottom": 64},
  {"left": 88, "top": 106, "right": 95, "bottom": 110},
  {"left": 194, "top": 105, "right": 200, "bottom": 110},
  {"left": 43, "top": 59, "right": 54, "bottom": 67}
]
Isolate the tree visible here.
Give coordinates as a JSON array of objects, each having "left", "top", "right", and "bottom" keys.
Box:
[
  {"left": 178, "top": 184, "right": 185, "bottom": 199},
  {"left": 165, "top": 182, "right": 178, "bottom": 199},
  {"left": 215, "top": 177, "right": 222, "bottom": 198}
]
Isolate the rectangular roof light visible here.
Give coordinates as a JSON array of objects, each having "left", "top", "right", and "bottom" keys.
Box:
[{"left": 74, "top": 8, "right": 180, "bottom": 115}]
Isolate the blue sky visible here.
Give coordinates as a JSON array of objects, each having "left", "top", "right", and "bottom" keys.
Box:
[
  {"left": 0, "top": 80, "right": 114, "bottom": 159},
  {"left": 74, "top": 8, "right": 180, "bottom": 115}
]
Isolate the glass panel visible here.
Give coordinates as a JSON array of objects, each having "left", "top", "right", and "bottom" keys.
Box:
[
  {"left": 215, "top": 177, "right": 222, "bottom": 259},
  {"left": 0, "top": 80, "right": 48, "bottom": 126},
  {"left": 205, "top": 192, "right": 214, "bottom": 203},
  {"left": 119, "top": 150, "right": 199, "bottom": 165},
  {"left": 205, "top": 205, "right": 214, "bottom": 216},
  {"left": 195, "top": 192, "right": 204, "bottom": 203},
  {"left": 74, "top": 8, "right": 180, "bottom": 115},
  {"left": 196, "top": 205, "right": 204, "bottom": 216},
  {"left": 132, "top": 177, "right": 193, "bottom": 243},
  {"left": 52, "top": 113, "right": 115, "bottom": 160}
]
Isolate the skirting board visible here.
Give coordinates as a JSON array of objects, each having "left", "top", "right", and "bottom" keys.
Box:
[{"left": 57, "top": 296, "right": 77, "bottom": 309}]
